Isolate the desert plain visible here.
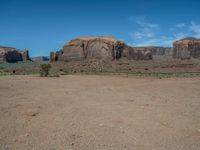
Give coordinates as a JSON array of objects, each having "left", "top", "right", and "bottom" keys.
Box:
[{"left": 0, "top": 75, "right": 200, "bottom": 150}]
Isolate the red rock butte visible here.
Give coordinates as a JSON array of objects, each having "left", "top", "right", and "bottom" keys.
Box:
[
  {"left": 0, "top": 46, "right": 30, "bottom": 63},
  {"left": 51, "top": 36, "right": 155, "bottom": 62},
  {"left": 173, "top": 37, "right": 200, "bottom": 59}
]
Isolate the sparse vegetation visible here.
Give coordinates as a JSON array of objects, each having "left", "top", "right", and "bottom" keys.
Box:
[
  {"left": 40, "top": 63, "right": 51, "bottom": 77},
  {"left": 0, "top": 61, "right": 43, "bottom": 76},
  {"left": 53, "top": 68, "right": 200, "bottom": 78},
  {"left": 0, "top": 60, "right": 200, "bottom": 78}
]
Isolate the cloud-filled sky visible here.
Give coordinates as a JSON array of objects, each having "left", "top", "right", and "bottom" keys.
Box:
[{"left": 0, "top": 0, "right": 200, "bottom": 56}]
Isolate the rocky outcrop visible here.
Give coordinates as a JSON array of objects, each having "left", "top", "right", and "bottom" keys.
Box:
[
  {"left": 50, "top": 36, "right": 153, "bottom": 62},
  {"left": 0, "top": 46, "right": 30, "bottom": 63},
  {"left": 173, "top": 37, "right": 200, "bottom": 59}
]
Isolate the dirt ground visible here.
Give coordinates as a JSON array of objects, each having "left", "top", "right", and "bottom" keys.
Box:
[{"left": 0, "top": 75, "right": 200, "bottom": 150}]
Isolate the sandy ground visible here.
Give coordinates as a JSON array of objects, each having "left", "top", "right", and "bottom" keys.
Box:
[{"left": 0, "top": 75, "right": 200, "bottom": 150}]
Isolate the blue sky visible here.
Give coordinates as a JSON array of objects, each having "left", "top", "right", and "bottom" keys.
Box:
[{"left": 0, "top": 0, "right": 200, "bottom": 56}]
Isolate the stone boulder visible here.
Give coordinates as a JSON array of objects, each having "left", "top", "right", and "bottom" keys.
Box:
[
  {"left": 0, "top": 46, "right": 30, "bottom": 63},
  {"left": 50, "top": 36, "right": 153, "bottom": 62},
  {"left": 173, "top": 37, "right": 200, "bottom": 59}
]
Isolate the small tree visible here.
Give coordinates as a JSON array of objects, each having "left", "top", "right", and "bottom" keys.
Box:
[{"left": 40, "top": 64, "right": 51, "bottom": 77}]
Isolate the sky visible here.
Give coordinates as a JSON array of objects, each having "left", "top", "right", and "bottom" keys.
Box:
[{"left": 0, "top": 0, "right": 200, "bottom": 57}]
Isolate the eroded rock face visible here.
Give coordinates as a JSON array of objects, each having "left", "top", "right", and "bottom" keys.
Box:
[
  {"left": 0, "top": 46, "right": 30, "bottom": 63},
  {"left": 123, "top": 47, "right": 153, "bottom": 60},
  {"left": 173, "top": 37, "right": 200, "bottom": 59},
  {"left": 18, "top": 50, "right": 30, "bottom": 61},
  {"left": 50, "top": 36, "right": 153, "bottom": 62},
  {"left": 126, "top": 46, "right": 172, "bottom": 60},
  {"left": 60, "top": 36, "right": 123, "bottom": 61},
  {"left": 150, "top": 47, "right": 172, "bottom": 56}
]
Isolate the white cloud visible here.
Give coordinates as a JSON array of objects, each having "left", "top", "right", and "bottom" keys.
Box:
[
  {"left": 132, "top": 36, "right": 175, "bottom": 47},
  {"left": 128, "top": 17, "right": 200, "bottom": 47},
  {"left": 129, "top": 32, "right": 154, "bottom": 39},
  {"left": 169, "top": 28, "right": 175, "bottom": 31},
  {"left": 160, "top": 36, "right": 176, "bottom": 46},
  {"left": 129, "top": 17, "right": 160, "bottom": 40},
  {"left": 190, "top": 22, "right": 200, "bottom": 37},
  {"left": 135, "top": 19, "right": 159, "bottom": 29},
  {"left": 173, "top": 32, "right": 189, "bottom": 40},
  {"left": 176, "top": 23, "right": 185, "bottom": 28},
  {"left": 134, "top": 39, "right": 160, "bottom": 47}
]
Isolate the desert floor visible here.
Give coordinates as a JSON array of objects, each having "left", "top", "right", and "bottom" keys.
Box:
[{"left": 0, "top": 75, "right": 200, "bottom": 150}]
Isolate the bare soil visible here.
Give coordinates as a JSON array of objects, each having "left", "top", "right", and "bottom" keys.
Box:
[{"left": 0, "top": 75, "right": 200, "bottom": 150}]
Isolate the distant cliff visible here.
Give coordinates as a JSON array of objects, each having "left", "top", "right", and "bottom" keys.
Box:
[
  {"left": 31, "top": 56, "right": 49, "bottom": 62},
  {"left": 0, "top": 46, "right": 30, "bottom": 63},
  {"left": 50, "top": 36, "right": 166, "bottom": 62},
  {"left": 173, "top": 37, "right": 200, "bottom": 59},
  {"left": 50, "top": 36, "right": 174, "bottom": 62}
]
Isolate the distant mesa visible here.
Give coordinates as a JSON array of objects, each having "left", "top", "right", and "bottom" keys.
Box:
[
  {"left": 50, "top": 36, "right": 174, "bottom": 62},
  {"left": 1, "top": 36, "right": 200, "bottom": 64},
  {"left": 173, "top": 37, "right": 200, "bottom": 59},
  {"left": 0, "top": 46, "right": 30, "bottom": 63},
  {"left": 50, "top": 36, "right": 200, "bottom": 62},
  {"left": 31, "top": 56, "right": 50, "bottom": 62},
  {"left": 135, "top": 46, "right": 172, "bottom": 56}
]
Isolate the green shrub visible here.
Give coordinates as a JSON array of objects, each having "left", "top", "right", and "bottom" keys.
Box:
[{"left": 40, "top": 64, "right": 51, "bottom": 77}]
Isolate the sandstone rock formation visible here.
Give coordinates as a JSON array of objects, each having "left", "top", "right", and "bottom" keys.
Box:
[
  {"left": 173, "top": 37, "right": 200, "bottom": 59},
  {"left": 19, "top": 50, "right": 30, "bottom": 61},
  {"left": 127, "top": 46, "right": 172, "bottom": 60},
  {"left": 50, "top": 36, "right": 153, "bottom": 62},
  {"left": 0, "top": 46, "right": 30, "bottom": 63},
  {"left": 125, "top": 47, "right": 153, "bottom": 60},
  {"left": 149, "top": 47, "right": 172, "bottom": 56}
]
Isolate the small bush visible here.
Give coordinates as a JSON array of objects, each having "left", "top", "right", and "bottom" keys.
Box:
[{"left": 40, "top": 64, "right": 51, "bottom": 77}]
